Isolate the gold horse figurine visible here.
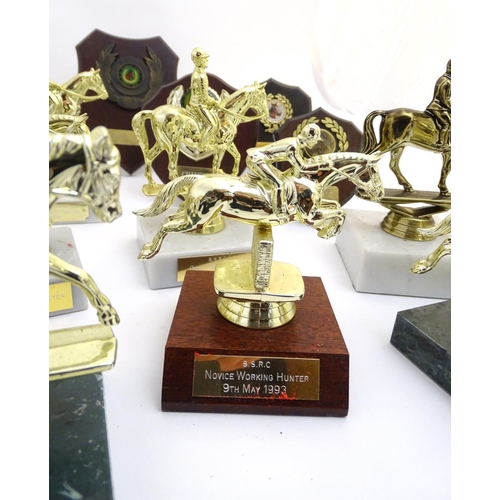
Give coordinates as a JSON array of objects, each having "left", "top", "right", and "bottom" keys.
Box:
[
  {"left": 132, "top": 47, "right": 269, "bottom": 194},
  {"left": 134, "top": 125, "right": 384, "bottom": 260},
  {"left": 134, "top": 126, "right": 383, "bottom": 328},
  {"left": 361, "top": 60, "right": 451, "bottom": 197},
  {"left": 49, "top": 127, "right": 122, "bottom": 325},
  {"left": 49, "top": 69, "right": 108, "bottom": 134}
]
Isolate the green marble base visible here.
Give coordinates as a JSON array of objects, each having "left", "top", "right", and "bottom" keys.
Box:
[
  {"left": 390, "top": 300, "right": 451, "bottom": 394},
  {"left": 50, "top": 373, "right": 113, "bottom": 499}
]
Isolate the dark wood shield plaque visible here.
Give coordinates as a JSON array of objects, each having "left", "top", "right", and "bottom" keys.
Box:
[
  {"left": 274, "top": 107, "right": 363, "bottom": 206},
  {"left": 141, "top": 73, "right": 260, "bottom": 184},
  {"left": 258, "top": 78, "right": 312, "bottom": 145},
  {"left": 76, "top": 29, "right": 179, "bottom": 174}
]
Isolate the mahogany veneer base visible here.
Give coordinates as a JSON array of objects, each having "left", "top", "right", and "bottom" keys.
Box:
[{"left": 161, "top": 271, "right": 349, "bottom": 416}]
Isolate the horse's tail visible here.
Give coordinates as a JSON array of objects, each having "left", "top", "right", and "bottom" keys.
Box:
[
  {"left": 131, "top": 110, "right": 154, "bottom": 155},
  {"left": 361, "top": 110, "right": 386, "bottom": 154},
  {"left": 133, "top": 175, "right": 200, "bottom": 217},
  {"left": 416, "top": 214, "right": 451, "bottom": 239}
]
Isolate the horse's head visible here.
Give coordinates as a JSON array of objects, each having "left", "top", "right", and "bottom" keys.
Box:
[
  {"left": 81, "top": 126, "right": 122, "bottom": 222},
  {"left": 223, "top": 82, "right": 268, "bottom": 120},
  {"left": 64, "top": 69, "right": 108, "bottom": 102},
  {"left": 250, "top": 81, "right": 268, "bottom": 119},
  {"left": 84, "top": 68, "right": 109, "bottom": 101}
]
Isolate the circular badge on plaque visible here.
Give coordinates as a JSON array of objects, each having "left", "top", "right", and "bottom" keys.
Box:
[
  {"left": 260, "top": 93, "right": 293, "bottom": 133},
  {"left": 293, "top": 116, "right": 349, "bottom": 156},
  {"left": 97, "top": 44, "right": 165, "bottom": 109}
]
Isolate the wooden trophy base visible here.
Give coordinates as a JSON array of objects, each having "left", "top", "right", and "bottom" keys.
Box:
[{"left": 162, "top": 271, "right": 349, "bottom": 417}]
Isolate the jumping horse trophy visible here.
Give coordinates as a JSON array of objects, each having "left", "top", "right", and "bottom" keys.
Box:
[
  {"left": 49, "top": 126, "right": 122, "bottom": 380},
  {"left": 133, "top": 48, "right": 270, "bottom": 289},
  {"left": 336, "top": 60, "right": 451, "bottom": 299},
  {"left": 134, "top": 124, "right": 384, "bottom": 416}
]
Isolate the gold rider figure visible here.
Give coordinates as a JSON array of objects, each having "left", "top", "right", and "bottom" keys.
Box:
[
  {"left": 188, "top": 47, "right": 220, "bottom": 151},
  {"left": 426, "top": 60, "right": 451, "bottom": 147},
  {"left": 246, "top": 124, "right": 321, "bottom": 224}
]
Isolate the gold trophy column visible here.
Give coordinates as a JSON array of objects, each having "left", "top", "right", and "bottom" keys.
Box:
[{"left": 214, "top": 223, "right": 304, "bottom": 329}]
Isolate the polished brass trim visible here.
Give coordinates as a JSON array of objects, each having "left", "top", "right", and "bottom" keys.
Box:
[{"left": 49, "top": 324, "right": 117, "bottom": 381}]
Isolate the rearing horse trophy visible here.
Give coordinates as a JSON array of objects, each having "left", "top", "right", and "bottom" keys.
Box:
[
  {"left": 361, "top": 60, "right": 451, "bottom": 241},
  {"left": 136, "top": 126, "right": 384, "bottom": 416},
  {"left": 49, "top": 126, "right": 122, "bottom": 380},
  {"left": 132, "top": 47, "right": 269, "bottom": 196}
]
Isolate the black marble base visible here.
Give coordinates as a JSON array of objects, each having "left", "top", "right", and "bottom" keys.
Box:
[
  {"left": 390, "top": 300, "right": 451, "bottom": 394},
  {"left": 50, "top": 374, "right": 113, "bottom": 499}
]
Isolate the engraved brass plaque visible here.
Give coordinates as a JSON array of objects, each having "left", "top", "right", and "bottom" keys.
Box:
[
  {"left": 192, "top": 354, "right": 320, "bottom": 400},
  {"left": 49, "top": 202, "right": 90, "bottom": 223},
  {"left": 49, "top": 282, "right": 73, "bottom": 313},
  {"left": 177, "top": 253, "right": 251, "bottom": 282}
]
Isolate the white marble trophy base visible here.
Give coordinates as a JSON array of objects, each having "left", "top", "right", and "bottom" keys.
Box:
[
  {"left": 49, "top": 227, "right": 89, "bottom": 316},
  {"left": 336, "top": 209, "right": 451, "bottom": 299},
  {"left": 137, "top": 215, "right": 254, "bottom": 289}
]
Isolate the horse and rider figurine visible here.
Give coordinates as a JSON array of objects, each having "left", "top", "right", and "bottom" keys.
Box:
[
  {"left": 134, "top": 123, "right": 384, "bottom": 260},
  {"left": 361, "top": 60, "right": 451, "bottom": 198},
  {"left": 132, "top": 47, "right": 269, "bottom": 194},
  {"left": 49, "top": 68, "right": 109, "bottom": 134},
  {"left": 134, "top": 123, "right": 384, "bottom": 328}
]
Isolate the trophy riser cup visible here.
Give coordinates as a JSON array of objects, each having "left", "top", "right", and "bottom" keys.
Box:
[
  {"left": 50, "top": 227, "right": 89, "bottom": 316},
  {"left": 336, "top": 209, "right": 451, "bottom": 299},
  {"left": 379, "top": 188, "right": 452, "bottom": 240},
  {"left": 216, "top": 298, "right": 297, "bottom": 330},
  {"left": 390, "top": 301, "right": 451, "bottom": 394},
  {"left": 381, "top": 211, "right": 437, "bottom": 240},
  {"left": 136, "top": 211, "right": 254, "bottom": 289},
  {"left": 161, "top": 270, "right": 349, "bottom": 417}
]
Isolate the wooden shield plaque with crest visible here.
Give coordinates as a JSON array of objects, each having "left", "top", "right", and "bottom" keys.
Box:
[{"left": 76, "top": 29, "right": 179, "bottom": 174}]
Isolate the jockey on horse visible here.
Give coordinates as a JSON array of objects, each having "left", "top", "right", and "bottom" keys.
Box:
[
  {"left": 187, "top": 47, "right": 221, "bottom": 150},
  {"left": 425, "top": 60, "right": 451, "bottom": 147}
]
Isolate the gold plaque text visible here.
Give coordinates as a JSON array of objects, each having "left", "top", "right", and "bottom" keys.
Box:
[{"left": 192, "top": 354, "right": 320, "bottom": 400}]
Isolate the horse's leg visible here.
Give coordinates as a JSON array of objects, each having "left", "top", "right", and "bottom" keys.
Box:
[
  {"left": 305, "top": 198, "right": 346, "bottom": 239},
  {"left": 168, "top": 145, "right": 180, "bottom": 180},
  {"left": 138, "top": 211, "right": 196, "bottom": 260},
  {"left": 226, "top": 143, "right": 241, "bottom": 176},
  {"left": 389, "top": 147, "right": 413, "bottom": 192},
  {"left": 315, "top": 207, "right": 346, "bottom": 239},
  {"left": 410, "top": 237, "right": 451, "bottom": 274},
  {"left": 438, "top": 151, "right": 451, "bottom": 197},
  {"left": 144, "top": 142, "right": 164, "bottom": 187},
  {"left": 210, "top": 149, "right": 223, "bottom": 174},
  {"left": 138, "top": 200, "right": 223, "bottom": 259},
  {"left": 49, "top": 252, "right": 119, "bottom": 326}
]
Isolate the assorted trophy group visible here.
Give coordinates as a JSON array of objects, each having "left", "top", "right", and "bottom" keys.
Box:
[{"left": 49, "top": 35, "right": 451, "bottom": 398}]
